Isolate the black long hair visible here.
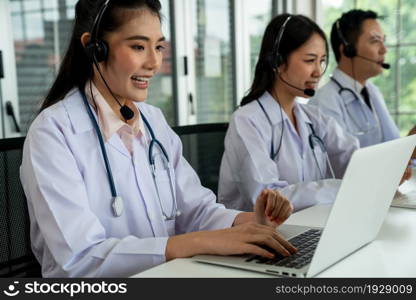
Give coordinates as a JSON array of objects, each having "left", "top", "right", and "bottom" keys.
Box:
[
  {"left": 40, "top": 0, "right": 162, "bottom": 112},
  {"left": 241, "top": 14, "right": 328, "bottom": 106}
]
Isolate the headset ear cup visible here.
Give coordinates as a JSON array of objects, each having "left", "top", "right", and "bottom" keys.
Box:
[
  {"left": 343, "top": 44, "right": 356, "bottom": 58},
  {"left": 84, "top": 40, "right": 108, "bottom": 62},
  {"left": 265, "top": 54, "right": 277, "bottom": 70},
  {"left": 84, "top": 42, "right": 96, "bottom": 61},
  {"left": 265, "top": 54, "right": 284, "bottom": 70},
  {"left": 94, "top": 40, "right": 109, "bottom": 62},
  {"left": 275, "top": 54, "right": 283, "bottom": 68}
]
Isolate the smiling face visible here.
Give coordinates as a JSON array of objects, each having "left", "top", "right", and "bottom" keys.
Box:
[
  {"left": 93, "top": 8, "right": 165, "bottom": 103},
  {"left": 277, "top": 33, "right": 327, "bottom": 98}
]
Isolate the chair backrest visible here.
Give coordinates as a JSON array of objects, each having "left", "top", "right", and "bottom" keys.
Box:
[
  {"left": 0, "top": 137, "right": 41, "bottom": 277},
  {"left": 172, "top": 123, "right": 228, "bottom": 197}
]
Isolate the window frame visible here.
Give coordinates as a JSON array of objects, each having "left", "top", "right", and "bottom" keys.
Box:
[{"left": 0, "top": 0, "right": 20, "bottom": 138}]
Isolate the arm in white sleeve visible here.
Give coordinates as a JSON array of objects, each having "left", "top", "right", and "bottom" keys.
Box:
[
  {"left": 21, "top": 117, "right": 168, "bottom": 277},
  {"left": 322, "top": 115, "right": 359, "bottom": 178}
]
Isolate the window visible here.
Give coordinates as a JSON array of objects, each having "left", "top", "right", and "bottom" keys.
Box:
[
  {"left": 11, "top": 0, "right": 69, "bottom": 134},
  {"left": 191, "top": 0, "right": 235, "bottom": 123},
  {"left": 319, "top": 0, "right": 355, "bottom": 85},
  {"left": 246, "top": 0, "right": 274, "bottom": 79},
  {"left": 2, "top": 0, "right": 277, "bottom": 135},
  {"left": 148, "top": 0, "right": 175, "bottom": 125},
  {"left": 320, "top": 0, "right": 416, "bottom": 135}
]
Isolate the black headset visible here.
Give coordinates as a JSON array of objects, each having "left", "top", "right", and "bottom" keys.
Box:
[
  {"left": 84, "top": 0, "right": 135, "bottom": 121},
  {"left": 266, "top": 15, "right": 293, "bottom": 70},
  {"left": 265, "top": 15, "right": 316, "bottom": 97},
  {"left": 85, "top": 0, "right": 111, "bottom": 63},
  {"left": 335, "top": 18, "right": 390, "bottom": 69},
  {"left": 335, "top": 19, "right": 357, "bottom": 59}
]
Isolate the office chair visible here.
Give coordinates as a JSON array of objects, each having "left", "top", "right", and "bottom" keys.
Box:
[
  {"left": 0, "top": 137, "right": 41, "bottom": 277},
  {"left": 172, "top": 123, "right": 228, "bottom": 197}
]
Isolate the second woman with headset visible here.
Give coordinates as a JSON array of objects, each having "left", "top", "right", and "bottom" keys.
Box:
[{"left": 218, "top": 14, "right": 359, "bottom": 212}]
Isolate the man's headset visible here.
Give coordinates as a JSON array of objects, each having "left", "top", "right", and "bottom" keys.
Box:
[
  {"left": 335, "top": 20, "right": 357, "bottom": 59},
  {"left": 265, "top": 15, "right": 316, "bottom": 97},
  {"left": 84, "top": 0, "right": 135, "bottom": 120},
  {"left": 335, "top": 19, "right": 390, "bottom": 69}
]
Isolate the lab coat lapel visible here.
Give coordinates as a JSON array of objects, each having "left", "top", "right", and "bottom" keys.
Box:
[
  {"left": 295, "top": 104, "right": 313, "bottom": 157},
  {"left": 64, "top": 89, "right": 131, "bottom": 159},
  {"left": 107, "top": 135, "right": 131, "bottom": 158}
]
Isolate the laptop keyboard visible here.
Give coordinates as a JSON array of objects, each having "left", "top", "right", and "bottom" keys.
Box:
[{"left": 245, "top": 229, "right": 322, "bottom": 269}]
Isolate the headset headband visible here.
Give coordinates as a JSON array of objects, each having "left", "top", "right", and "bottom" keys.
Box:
[
  {"left": 272, "top": 15, "right": 292, "bottom": 59},
  {"left": 335, "top": 19, "right": 357, "bottom": 58},
  {"left": 90, "top": 0, "right": 111, "bottom": 44},
  {"left": 335, "top": 20, "right": 350, "bottom": 47}
]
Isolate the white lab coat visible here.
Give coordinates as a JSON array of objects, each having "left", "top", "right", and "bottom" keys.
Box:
[
  {"left": 218, "top": 91, "right": 359, "bottom": 212},
  {"left": 20, "top": 88, "right": 240, "bottom": 278},
  {"left": 310, "top": 68, "right": 400, "bottom": 147}
]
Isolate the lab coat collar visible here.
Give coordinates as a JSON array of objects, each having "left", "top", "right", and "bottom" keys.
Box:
[
  {"left": 257, "top": 91, "right": 289, "bottom": 126},
  {"left": 62, "top": 88, "right": 132, "bottom": 158},
  {"left": 64, "top": 88, "right": 144, "bottom": 134},
  {"left": 331, "top": 68, "right": 365, "bottom": 105},
  {"left": 257, "top": 91, "right": 311, "bottom": 126},
  {"left": 63, "top": 88, "right": 94, "bottom": 134},
  {"left": 294, "top": 104, "right": 313, "bottom": 126}
]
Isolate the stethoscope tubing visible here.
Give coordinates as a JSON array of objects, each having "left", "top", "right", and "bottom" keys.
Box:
[
  {"left": 257, "top": 99, "right": 335, "bottom": 179},
  {"left": 81, "top": 89, "right": 179, "bottom": 219},
  {"left": 330, "top": 76, "right": 379, "bottom": 136}
]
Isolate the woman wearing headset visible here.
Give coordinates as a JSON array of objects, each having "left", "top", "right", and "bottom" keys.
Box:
[
  {"left": 20, "top": 0, "right": 296, "bottom": 278},
  {"left": 218, "top": 14, "right": 359, "bottom": 212}
]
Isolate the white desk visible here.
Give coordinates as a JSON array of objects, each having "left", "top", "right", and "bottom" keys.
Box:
[{"left": 133, "top": 204, "right": 416, "bottom": 278}]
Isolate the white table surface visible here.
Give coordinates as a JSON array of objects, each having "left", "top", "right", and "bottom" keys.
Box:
[{"left": 133, "top": 202, "right": 416, "bottom": 278}]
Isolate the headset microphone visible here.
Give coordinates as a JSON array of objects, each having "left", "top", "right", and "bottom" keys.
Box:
[
  {"left": 85, "top": 0, "right": 135, "bottom": 121},
  {"left": 356, "top": 55, "right": 390, "bottom": 69},
  {"left": 381, "top": 62, "right": 390, "bottom": 69},
  {"left": 303, "top": 88, "right": 316, "bottom": 97},
  {"left": 93, "top": 59, "right": 135, "bottom": 121},
  {"left": 279, "top": 76, "right": 316, "bottom": 97},
  {"left": 120, "top": 105, "right": 135, "bottom": 120}
]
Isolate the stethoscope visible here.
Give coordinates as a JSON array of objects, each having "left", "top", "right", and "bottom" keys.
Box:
[
  {"left": 257, "top": 100, "right": 335, "bottom": 179},
  {"left": 330, "top": 76, "right": 380, "bottom": 136},
  {"left": 81, "top": 90, "right": 181, "bottom": 220}
]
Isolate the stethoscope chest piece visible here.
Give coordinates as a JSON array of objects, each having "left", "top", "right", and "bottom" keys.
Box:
[{"left": 112, "top": 196, "right": 124, "bottom": 217}]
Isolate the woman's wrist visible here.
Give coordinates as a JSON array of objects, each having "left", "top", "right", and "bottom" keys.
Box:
[
  {"left": 165, "top": 232, "right": 205, "bottom": 261},
  {"left": 233, "top": 212, "right": 255, "bottom": 226}
]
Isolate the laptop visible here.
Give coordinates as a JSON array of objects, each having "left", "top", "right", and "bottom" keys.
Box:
[{"left": 194, "top": 135, "right": 416, "bottom": 277}]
